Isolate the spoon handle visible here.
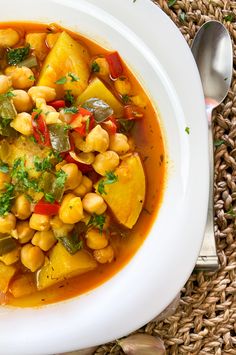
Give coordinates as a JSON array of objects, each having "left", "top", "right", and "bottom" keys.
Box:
[{"left": 195, "top": 106, "right": 219, "bottom": 271}]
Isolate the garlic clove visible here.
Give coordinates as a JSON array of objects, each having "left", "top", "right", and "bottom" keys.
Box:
[{"left": 119, "top": 333, "right": 166, "bottom": 355}]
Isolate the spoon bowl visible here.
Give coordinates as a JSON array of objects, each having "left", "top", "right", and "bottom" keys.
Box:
[{"left": 192, "top": 21, "right": 232, "bottom": 109}]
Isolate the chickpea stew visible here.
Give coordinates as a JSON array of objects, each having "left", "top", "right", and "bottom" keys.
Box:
[{"left": 0, "top": 23, "right": 165, "bottom": 307}]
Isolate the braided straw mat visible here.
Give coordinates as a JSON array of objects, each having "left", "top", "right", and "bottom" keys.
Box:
[{"left": 95, "top": 1, "right": 236, "bottom": 354}]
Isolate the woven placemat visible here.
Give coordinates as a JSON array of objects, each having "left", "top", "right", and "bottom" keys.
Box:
[{"left": 94, "top": 1, "right": 236, "bottom": 354}]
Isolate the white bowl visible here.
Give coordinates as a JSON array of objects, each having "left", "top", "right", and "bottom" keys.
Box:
[{"left": 0, "top": 0, "right": 208, "bottom": 354}]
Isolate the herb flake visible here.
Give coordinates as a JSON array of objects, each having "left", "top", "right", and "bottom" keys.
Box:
[
  {"left": 55, "top": 76, "right": 67, "bottom": 85},
  {"left": 185, "top": 126, "right": 190, "bottom": 135},
  {"left": 7, "top": 44, "right": 30, "bottom": 65},
  {"left": 91, "top": 61, "right": 100, "bottom": 73},
  {"left": 98, "top": 171, "right": 118, "bottom": 195}
]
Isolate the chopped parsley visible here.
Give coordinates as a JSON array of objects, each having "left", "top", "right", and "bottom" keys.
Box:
[
  {"left": 226, "top": 206, "right": 236, "bottom": 217},
  {"left": 88, "top": 213, "right": 106, "bottom": 233},
  {"left": 179, "top": 11, "right": 186, "bottom": 22},
  {"left": 185, "top": 126, "right": 190, "bottom": 135},
  {"left": 55, "top": 76, "right": 67, "bottom": 85},
  {"left": 0, "top": 90, "right": 15, "bottom": 99},
  {"left": 224, "top": 13, "right": 235, "bottom": 22},
  {"left": 7, "top": 44, "right": 30, "bottom": 65},
  {"left": 0, "top": 184, "right": 14, "bottom": 216},
  {"left": 168, "top": 0, "right": 177, "bottom": 7},
  {"left": 64, "top": 106, "right": 78, "bottom": 114},
  {"left": 45, "top": 193, "right": 55, "bottom": 203},
  {"left": 91, "top": 61, "right": 100, "bottom": 73},
  {"left": 64, "top": 90, "right": 75, "bottom": 105},
  {"left": 28, "top": 75, "right": 35, "bottom": 81},
  {"left": 55, "top": 170, "right": 67, "bottom": 188},
  {"left": 214, "top": 139, "right": 225, "bottom": 147},
  {"left": 68, "top": 72, "right": 79, "bottom": 82},
  {"left": 0, "top": 162, "right": 9, "bottom": 173},
  {"left": 34, "top": 156, "right": 53, "bottom": 172},
  {"left": 121, "top": 94, "right": 131, "bottom": 104},
  {"left": 49, "top": 149, "right": 63, "bottom": 163},
  {"left": 98, "top": 171, "right": 118, "bottom": 195},
  {"left": 11, "top": 158, "right": 41, "bottom": 193}
]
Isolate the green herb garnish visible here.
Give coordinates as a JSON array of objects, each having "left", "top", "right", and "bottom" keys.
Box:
[
  {"left": 0, "top": 162, "right": 9, "bottom": 173},
  {"left": 63, "top": 107, "right": 78, "bottom": 114},
  {"left": 0, "top": 184, "right": 14, "bottom": 216},
  {"left": 179, "top": 11, "right": 186, "bottom": 22},
  {"left": 98, "top": 171, "right": 118, "bottom": 195},
  {"left": 11, "top": 157, "right": 41, "bottom": 193},
  {"left": 121, "top": 94, "right": 131, "bottom": 104},
  {"left": 88, "top": 213, "right": 106, "bottom": 233},
  {"left": 64, "top": 90, "right": 75, "bottom": 105},
  {"left": 45, "top": 193, "right": 55, "bottom": 203},
  {"left": 7, "top": 44, "right": 30, "bottom": 65},
  {"left": 55, "top": 169, "right": 67, "bottom": 188},
  {"left": 34, "top": 156, "right": 53, "bottom": 172},
  {"left": 55, "top": 76, "right": 67, "bottom": 85},
  {"left": 68, "top": 72, "right": 79, "bottom": 82},
  {"left": 91, "top": 61, "right": 100, "bottom": 73},
  {"left": 0, "top": 91, "right": 15, "bottom": 99},
  {"left": 185, "top": 126, "right": 190, "bottom": 135},
  {"left": 224, "top": 13, "right": 235, "bottom": 22},
  {"left": 28, "top": 75, "right": 35, "bottom": 81},
  {"left": 226, "top": 206, "right": 236, "bottom": 217},
  {"left": 214, "top": 139, "right": 225, "bottom": 147},
  {"left": 168, "top": 0, "right": 177, "bottom": 7}
]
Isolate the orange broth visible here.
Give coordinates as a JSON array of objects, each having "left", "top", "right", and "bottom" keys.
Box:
[{"left": 0, "top": 23, "right": 166, "bottom": 307}]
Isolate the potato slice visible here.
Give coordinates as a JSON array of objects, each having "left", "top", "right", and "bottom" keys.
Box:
[
  {"left": 0, "top": 262, "right": 16, "bottom": 293},
  {"left": 77, "top": 77, "right": 123, "bottom": 117},
  {"left": 37, "top": 31, "right": 90, "bottom": 98},
  {"left": 37, "top": 243, "right": 97, "bottom": 290},
  {"left": 95, "top": 153, "right": 145, "bottom": 228}
]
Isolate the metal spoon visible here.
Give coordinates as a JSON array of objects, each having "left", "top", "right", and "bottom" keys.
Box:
[{"left": 191, "top": 20, "right": 233, "bottom": 270}]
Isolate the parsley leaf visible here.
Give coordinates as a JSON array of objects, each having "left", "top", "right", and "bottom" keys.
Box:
[
  {"left": 34, "top": 156, "right": 53, "bottom": 172},
  {"left": 214, "top": 139, "right": 225, "bottom": 147},
  {"left": 179, "top": 11, "right": 186, "bottom": 22},
  {"left": 55, "top": 76, "right": 67, "bottom": 85},
  {"left": 64, "top": 107, "right": 78, "bottom": 114},
  {"left": 45, "top": 193, "right": 55, "bottom": 203},
  {"left": 55, "top": 170, "right": 67, "bottom": 188},
  {"left": 11, "top": 158, "right": 41, "bottom": 193},
  {"left": 0, "top": 90, "right": 15, "bottom": 99},
  {"left": 91, "top": 61, "right": 100, "bottom": 73},
  {"left": 0, "top": 162, "right": 9, "bottom": 173},
  {"left": 0, "top": 184, "right": 15, "bottom": 216},
  {"left": 121, "top": 94, "right": 131, "bottom": 104},
  {"left": 185, "top": 126, "right": 190, "bottom": 135},
  {"left": 224, "top": 13, "right": 235, "bottom": 22},
  {"left": 98, "top": 171, "right": 118, "bottom": 195},
  {"left": 88, "top": 213, "right": 106, "bottom": 233},
  {"left": 68, "top": 72, "right": 79, "bottom": 82},
  {"left": 168, "top": 0, "right": 177, "bottom": 7},
  {"left": 28, "top": 75, "right": 35, "bottom": 81},
  {"left": 7, "top": 44, "right": 30, "bottom": 65},
  {"left": 64, "top": 90, "right": 75, "bottom": 105}
]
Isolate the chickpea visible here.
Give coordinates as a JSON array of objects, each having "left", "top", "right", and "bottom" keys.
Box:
[
  {"left": 0, "top": 248, "right": 20, "bottom": 266},
  {"left": 0, "top": 213, "right": 16, "bottom": 234},
  {"left": 32, "top": 230, "right": 56, "bottom": 251},
  {"left": 0, "top": 171, "right": 11, "bottom": 191},
  {"left": 0, "top": 75, "right": 12, "bottom": 94},
  {"left": 50, "top": 215, "right": 74, "bottom": 237},
  {"left": 86, "top": 229, "right": 108, "bottom": 250},
  {"left": 92, "top": 57, "right": 109, "bottom": 76},
  {"left": 82, "top": 193, "right": 107, "bottom": 215},
  {"left": 109, "top": 133, "right": 130, "bottom": 155},
  {"left": 0, "top": 29, "right": 19, "bottom": 47},
  {"left": 86, "top": 125, "right": 109, "bottom": 153},
  {"left": 61, "top": 164, "right": 82, "bottom": 190},
  {"left": 71, "top": 131, "right": 93, "bottom": 153},
  {"left": 16, "top": 221, "right": 35, "bottom": 244},
  {"left": 10, "top": 112, "right": 33, "bottom": 136},
  {"left": 28, "top": 86, "right": 56, "bottom": 102},
  {"left": 93, "top": 245, "right": 114, "bottom": 264},
  {"left": 11, "top": 194, "right": 31, "bottom": 220},
  {"left": 92, "top": 151, "right": 119, "bottom": 176},
  {"left": 59, "top": 193, "right": 84, "bottom": 224},
  {"left": 5, "top": 66, "right": 34, "bottom": 89},
  {"left": 46, "top": 33, "right": 60, "bottom": 49},
  {"left": 73, "top": 176, "right": 93, "bottom": 198},
  {"left": 25, "top": 33, "right": 48, "bottom": 61},
  {"left": 29, "top": 214, "right": 50, "bottom": 231},
  {"left": 12, "top": 90, "right": 33, "bottom": 112},
  {"left": 114, "top": 76, "right": 131, "bottom": 95},
  {"left": 20, "top": 244, "right": 45, "bottom": 272}
]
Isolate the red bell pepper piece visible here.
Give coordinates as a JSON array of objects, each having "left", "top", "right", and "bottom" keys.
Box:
[
  {"left": 31, "top": 111, "right": 51, "bottom": 146},
  {"left": 102, "top": 115, "right": 117, "bottom": 134},
  {"left": 64, "top": 153, "right": 93, "bottom": 173},
  {"left": 70, "top": 108, "right": 95, "bottom": 137},
  {"left": 48, "top": 100, "right": 66, "bottom": 110},
  {"left": 124, "top": 105, "right": 144, "bottom": 120},
  {"left": 34, "top": 199, "right": 60, "bottom": 216},
  {"left": 106, "top": 51, "right": 123, "bottom": 79}
]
